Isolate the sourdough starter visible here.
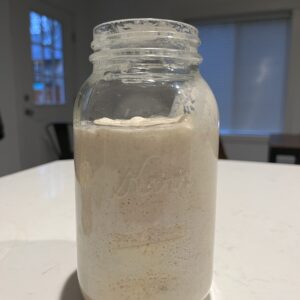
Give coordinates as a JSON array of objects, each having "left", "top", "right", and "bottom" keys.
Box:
[{"left": 74, "top": 114, "right": 217, "bottom": 300}]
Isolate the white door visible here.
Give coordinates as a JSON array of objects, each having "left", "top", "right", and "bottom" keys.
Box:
[{"left": 11, "top": 0, "right": 76, "bottom": 169}]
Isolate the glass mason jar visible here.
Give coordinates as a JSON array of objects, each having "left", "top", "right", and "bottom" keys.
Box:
[{"left": 74, "top": 18, "right": 219, "bottom": 300}]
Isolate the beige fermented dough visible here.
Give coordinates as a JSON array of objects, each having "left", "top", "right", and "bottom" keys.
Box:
[{"left": 75, "top": 114, "right": 217, "bottom": 300}]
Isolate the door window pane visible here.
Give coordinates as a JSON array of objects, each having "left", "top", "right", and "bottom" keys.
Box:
[
  {"left": 29, "top": 11, "right": 66, "bottom": 105},
  {"left": 196, "top": 18, "right": 290, "bottom": 135},
  {"left": 41, "top": 16, "right": 53, "bottom": 46},
  {"left": 53, "top": 21, "right": 63, "bottom": 49},
  {"left": 44, "top": 47, "right": 52, "bottom": 60},
  {"left": 31, "top": 44, "right": 42, "bottom": 60},
  {"left": 30, "top": 12, "right": 41, "bottom": 43},
  {"left": 55, "top": 78, "right": 65, "bottom": 104}
]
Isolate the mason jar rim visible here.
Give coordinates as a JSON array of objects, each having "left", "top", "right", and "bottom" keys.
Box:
[
  {"left": 93, "top": 18, "right": 199, "bottom": 37},
  {"left": 90, "top": 18, "right": 201, "bottom": 64}
]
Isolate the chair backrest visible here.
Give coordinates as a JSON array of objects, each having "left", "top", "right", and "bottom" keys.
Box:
[{"left": 47, "top": 123, "right": 73, "bottom": 160}]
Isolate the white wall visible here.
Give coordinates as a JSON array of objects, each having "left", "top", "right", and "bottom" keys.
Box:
[
  {"left": 0, "top": 0, "right": 21, "bottom": 176},
  {"left": 90, "top": 0, "right": 300, "bottom": 162}
]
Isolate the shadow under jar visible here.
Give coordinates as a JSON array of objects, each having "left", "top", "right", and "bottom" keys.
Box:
[{"left": 74, "top": 18, "right": 219, "bottom": 300}]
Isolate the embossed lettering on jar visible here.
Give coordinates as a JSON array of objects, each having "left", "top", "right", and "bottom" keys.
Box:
[{"left": 74, "top": 18, "right": 219, "bottom": 300}]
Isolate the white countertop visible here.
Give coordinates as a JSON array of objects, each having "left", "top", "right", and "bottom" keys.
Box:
[{"left": 0, "top": 160, "right": 299, "bottom": 300}]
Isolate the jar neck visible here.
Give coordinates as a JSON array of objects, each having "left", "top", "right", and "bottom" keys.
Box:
[
  {"left": 92, "top": 57, "right": 199, "bottom": 81},
  {"left": 90, "top": 18, "right": 201, "bottom": 80}
]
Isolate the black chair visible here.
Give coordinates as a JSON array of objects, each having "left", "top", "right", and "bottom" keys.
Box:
[
  {"left": 219, "top": 138, "right": 227, "bottom": 159},
  {"left": 47, "top": 123, "right": 73, "bottom": 160},
  {"left": 268, "top": 134, "right": 300, "bottom": 164}
]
